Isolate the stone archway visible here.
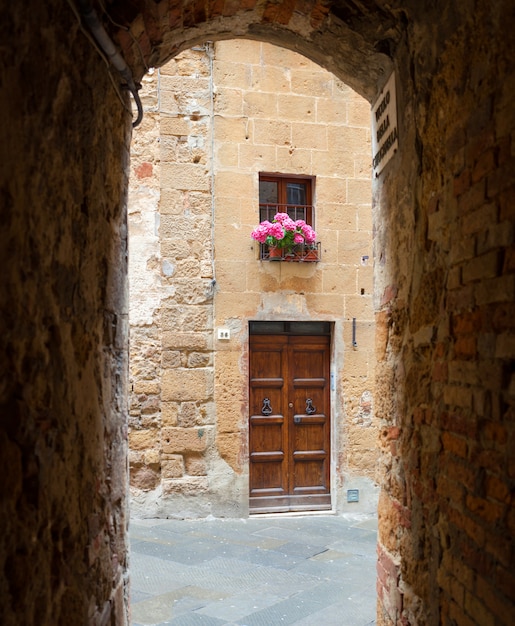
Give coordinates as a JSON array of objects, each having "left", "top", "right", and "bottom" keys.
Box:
[
  {"left": 1, "top": 2, "right": 514, "bottom": 625},
  {"left": 105, "top": 0, "right": 398, "bottom": 102}
]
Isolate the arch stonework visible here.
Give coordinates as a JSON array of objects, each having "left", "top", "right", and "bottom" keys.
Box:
[
  {"left": 107, "top": 0, "right": 398, "bottom": 101},
  {"left": 0, "top": 1, "right": 514, "bottom": 625}
]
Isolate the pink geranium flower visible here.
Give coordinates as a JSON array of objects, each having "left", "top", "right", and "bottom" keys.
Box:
[{"left": 250, "top": 212, "right": 317, "bottom": 250}]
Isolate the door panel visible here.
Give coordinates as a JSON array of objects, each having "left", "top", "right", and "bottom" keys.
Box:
[
  {"left": 249, "top": 337, "right": 288, "bottom": 500},
  {"left": 249, "top": 334, "right": 330, "bottom": 514}
]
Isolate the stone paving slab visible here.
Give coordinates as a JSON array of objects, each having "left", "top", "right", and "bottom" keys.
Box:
[{"left": 130, "top": 513, "right": 377, "bottom": 626}]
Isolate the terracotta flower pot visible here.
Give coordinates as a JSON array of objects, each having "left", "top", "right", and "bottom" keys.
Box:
[{"left": 268, "top": 246, "right": 283, "bottom": 260}]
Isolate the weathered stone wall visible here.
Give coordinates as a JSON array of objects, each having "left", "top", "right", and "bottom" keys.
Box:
[
  {"left": 0, "top": 2, "right": 130, "bottom": 625},
  {"left": 372, "top": 4, "right": 515, "bottom": 625},
  {"left": 129, "top": 47, "right": 217, "bottom": 516},
  {"left": 128, "top": 40, "right": 377, "bottom": 518}
]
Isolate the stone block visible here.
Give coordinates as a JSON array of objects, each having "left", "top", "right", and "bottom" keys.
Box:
[
  {"left": 213, "top": 59, "right": 251, "bottom": 89},
  {"left": 213, "top": 116, "right": 249, "bottom": 143},
  {"left": 355, "top": 155, "right": 373, "bottom": 180},
  {"left": 187, "top": 352, "right": 211, "bottom": 368},
  {"left": 161, "top": 163, "right": 210, "bottom": 191},
  {"left": 462, "top": 250, "right": 500, "bottom": 284},
  {"left": 347, "top": 96, "right": 372, "bottom": 126},
  {"left": 312, "top": 149, "right": 354, "bottom": 177},
  {"left": 251, "top": 65, "right": 290, "bottom": 93},
  {"left": 212, "top": 259, "right": 248, "bottom": 292},
  {"left": 159, "top": 74, "right": 210, "bottom": 97},
  {"left": 356, "top": 205, "right": 374, "bottom": 232},
  {"left": 162, "top": 455, "right": 184, "bottom": 478},
  {"left": 162, "top": 426, "right": 211, "bottom": 453},
  {"left": 348, "top": 179, "right": 373, "bottom": 205},
  {"left": 237, "top": 143, "right": 277, "bottom": 170},
  {"left": 243, "top": 91, "right": 278, "bottom": 118},
  {"left": 315, "top": 97, "right": 349, "bottom": 125},
  {"left": 214, "top": 39, "right": 263, "bottom": 64},
  {"left": 178, "top": 402, "right": 200, "bottom": 428},
  {"left": 161, "top": 402, "right": 179, "bottom": 426},
  {"left": 214, "top": 170, "right": 254, "bottom": 199},
  {"left": 185, "top": 456, "right": 207, "bottom": 476},
  {"left": 344, "top": 294, "right": 374, "bottom": 321},
  {"left": 291, "top": 69, "right": 333, "bottom": 98},
  {"left": 275, "top": 146, "right": 313, "bottom": 172},
  {"left": 159, "top": 189, "right": 187, "bottom": 215},
  {"left": 330, "top": 125, "right": 370, "bottom": 154},
  {"left": 305, "top": 293, "right": 344, "bottom": 314},
  {"left": 161, "top": 332, "right": 209, "bottom": 350},
  {"left": 130, "top": 465, "right": 160, "bottom": 491},
  {"left": 161, "top": 351, "right": 181, "bottom": 369},
  {"left": 261, "top": 43, "right": 313, "bottom": 70},
  {"left": 278, "top": 94, "right": 316, "bottom": 122},
  {"left": 343, "top": 348, "right": 372, "bottom": 379},
  {"left": 213, "top": 87, "right": 243, "bottom": 116},
  {"left": 322, "top": 265, "right": 358, "bottom": 294},
  {"left": 475, "top": 274, "right": 515, "bottom": 305},
  {"left": 291, "top": 122, "right": 328, "bottom": 150},
  {"left": 144, "top": 449, "right": 161, "bottom": 465},
  {"left": 316, "top": 177, "right": 348, "bottom": 203},
  {"left": 214, "top": 222, "right": 251, "bottom": 250},
  {"left": 253, "top": 119, "right": 291, "bottom": 146},
  {"left": 215, "top": 142, "right": 239, "bottom": 167},
  {"left": 133, "top": 381, "right": 160, "bottom": 395},
  {"left": 160, "top": 115, "right": 191, "bottom": 137},
  {"left": 357, "top": 265, "right": 374, "bottom": 293},
  {"left": 174, "top": 258, "right": 202, "bottom": 279},
  {"left": 216, "top": 432, "right": 244, "bottom": 472},
  {"left": 162, "top": 368, "right": 213, "bottom": 402},
  {"left": 162, "top": 305, "right": 211, "bottom": 331},
  {"left": 129, "top": 429, "right": 159, "bottom": 450},
  {"left": 338, "top": 239, "right": 373, "bottom": 265},
  {"left": 162, "top": 476, "right": 209, "bottom": 496},
  {"left": 216, "top": 401, "right": 244, "bottom": 433}
]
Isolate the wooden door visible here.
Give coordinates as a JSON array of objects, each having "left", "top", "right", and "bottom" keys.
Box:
[{"left": 249, "top": 334, "right": 331, "bottom": 514}]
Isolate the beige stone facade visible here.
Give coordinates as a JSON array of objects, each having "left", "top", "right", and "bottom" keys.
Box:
[{"left": 128, "top": 40, "right": 376, "bottom": 518}]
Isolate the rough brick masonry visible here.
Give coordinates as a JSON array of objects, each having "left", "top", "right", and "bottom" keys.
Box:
[{"left": 0, "top": 1, "right": 513, "bottom": 625}]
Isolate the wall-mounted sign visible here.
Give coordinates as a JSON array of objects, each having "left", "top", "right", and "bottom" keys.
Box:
[{"left": 371, "top": 72, "right": 399, "bottom": 176}]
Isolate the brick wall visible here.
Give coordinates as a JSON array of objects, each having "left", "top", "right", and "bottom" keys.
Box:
[
  {"left": 0, "top": 3, "right": 130, "bottom": 624},
  {"left": 373, "top": 4, "right": 515, "bottom": 624}
]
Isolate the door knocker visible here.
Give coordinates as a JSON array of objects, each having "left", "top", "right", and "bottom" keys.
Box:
[
  {"left": 305, "top": 398, "right": 316, "bottom": 414},
  {"left": 261, "top": 398, "right": 273, "bottom": 415}
]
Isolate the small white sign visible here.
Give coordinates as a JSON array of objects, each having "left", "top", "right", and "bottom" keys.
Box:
[
  {"left": 371, "top": 72, "right": 399, "bottom": 176},
  {"left": 217, "top": 328, "right": 230, "bottom": 340}
]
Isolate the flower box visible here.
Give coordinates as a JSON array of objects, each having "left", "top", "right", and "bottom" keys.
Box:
[
  {"left": 261, "top": 242, "right": 321, "bottom": 262},
  {"left": 251, "top": 212, "right": 320, "bottom": 263}
]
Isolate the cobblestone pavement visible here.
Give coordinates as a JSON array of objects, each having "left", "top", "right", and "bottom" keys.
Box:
[{"left": 129, "top": 513, "right": 377, "bottom": 626}]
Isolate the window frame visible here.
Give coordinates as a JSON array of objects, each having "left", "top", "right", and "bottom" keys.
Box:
[{"left": 259, "top": 173, "right": 315, "bottom": 226}]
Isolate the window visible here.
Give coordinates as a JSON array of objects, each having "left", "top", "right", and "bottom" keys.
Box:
[
  {"left": 249, "top": 320, "right": 331, "bottom": 335},
  {"left": 259, "top": 174, "right": 314, "bottom": 225},
  {"left": 255, "top": 173, "right": 320, "bottom": 262}
]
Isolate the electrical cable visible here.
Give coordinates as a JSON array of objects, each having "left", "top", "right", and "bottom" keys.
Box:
[{"left": 67, "top": 0, "right": 143, "bottom": 127}]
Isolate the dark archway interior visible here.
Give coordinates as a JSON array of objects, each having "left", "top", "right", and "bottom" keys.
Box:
[{"left": 0, "top": 1, "right": 514, "bottom": 624}]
